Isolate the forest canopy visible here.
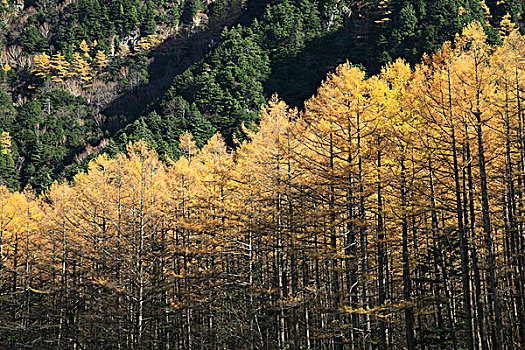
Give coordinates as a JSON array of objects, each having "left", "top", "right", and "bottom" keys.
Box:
[
  {"left": 1, "top": 21, "right": 525, "bottom": 349},
  {"left": 0, "top": 0, "right": 521, "bottom": 193}
]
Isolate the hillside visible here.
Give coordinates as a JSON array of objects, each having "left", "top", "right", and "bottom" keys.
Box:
[
  {"left": 1, "top": 1, "right": 525, "bottom": 349},
  {"left": 0, "top": 0, "right": 520, "bottom": 192}
]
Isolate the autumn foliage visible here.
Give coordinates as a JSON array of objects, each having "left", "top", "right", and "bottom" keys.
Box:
[
  {"left": 32, "top": 40, "right": 109, "bottom": 88},
  {"left": 2, "top": 22, "right": 525, "bottom": 349}
]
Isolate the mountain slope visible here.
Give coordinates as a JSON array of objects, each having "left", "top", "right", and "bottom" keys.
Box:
[{"left": 0, "top": 0, "right": 521, "bottom": 191}]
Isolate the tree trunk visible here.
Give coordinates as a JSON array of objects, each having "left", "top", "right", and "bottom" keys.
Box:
[{"left": 401, "top": 158, "right": 415, "bottom": 350}]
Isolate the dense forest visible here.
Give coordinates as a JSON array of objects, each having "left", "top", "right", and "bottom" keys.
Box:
[
  {"left": 0, "top": 0, "right": 525, "bottom": 349},
  {"left": 0, "top": 0, "right": 521, "bottom": 192},
  {"left": 2, "top": 22, "right": 525, "bottom": 349}
]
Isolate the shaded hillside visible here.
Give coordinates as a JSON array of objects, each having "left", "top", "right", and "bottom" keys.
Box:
[
  {"left": 0, "top": 0, "right": 521, "bottom": 192},
  {"left": 123, "top": 0, "right": 511, "bottom": 157}
]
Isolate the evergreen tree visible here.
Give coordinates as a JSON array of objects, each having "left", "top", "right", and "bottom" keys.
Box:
[
  {"left": 181, "top": 0, "right": 203, "bottom": 24},
  {"left": 20, "top": 25, "right": 49, "bottom": 53}
]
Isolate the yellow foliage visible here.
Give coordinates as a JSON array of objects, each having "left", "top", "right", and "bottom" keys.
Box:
[
  {"left": 50, "top": 52, "right": 71, "bottom": 83},
  {"left": 32, "top": 53, "right": 52, "bottom": 78},
  {"left": 499, "top": 13, "right": 515, "bottom": 37},
  {"left": 71, "top": 52, "right": 93, "bottom": 87},
  {"left": 0, "top": 131, "right": 11, "bottom": 154},
  {"left": 134, "top": 35, "right": 161, "bottom": 55},
  {"left": 5, "top": 23, "right": 525, "bottom": 347},
  {"left": 31, "top": 42, "right": 110, "bottom": 89},
  {"left": 94, "top": 50, "right": 109, "bottom": 71},
  {"left": 79, "top": 39, "right": 91, "bottom": 59}
]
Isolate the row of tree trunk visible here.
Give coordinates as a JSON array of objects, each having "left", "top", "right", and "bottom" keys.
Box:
[{"left": 0, "top": 21, "right": 524, "bottom": 350}]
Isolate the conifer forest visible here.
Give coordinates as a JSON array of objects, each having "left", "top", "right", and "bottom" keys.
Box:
[{"left": 0, "top": 0, "right": 525, "bottom": 349}]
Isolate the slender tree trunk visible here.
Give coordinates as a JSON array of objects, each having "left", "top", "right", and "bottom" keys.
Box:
[
  {"left": 430, "top": 158, "right": 458, "bottom": 350},
  {"left": 329, "top": 131, "right": 343, "bottom": 350},
  {"left": 358, "top": 114, "right": 371, "bottom": 350},
  {"left": 286, "top": 131, "right": 300, "bottom": 350},
  {"left": 471, "top": 45, "right": 503, "bottom": 350},
  {"left": 401, "top": 158, "right": 415, "bottom": 350},
  {"left": 503, "top": 79, "right": 525, "bottom": 349},
  {"left": 346, "top": 118, "right": 358, "bottom": 350},
  {"left": 134, "top": 154, "right": 146, "bottom": 349},
  {"left": 448, "top": 63, "right": 474, "bottom": 350},
  {"left": 276, "top": 146, "right": 286, "bottom": 349},
  {"left": 516, "top": 65, "right": 525, "bottom": 349},
  {"left": 464, "top": 127, "right": 488, "bottom": 350},
  {"left": 377, "top": 141, "right": 387, "bottom": 349}
]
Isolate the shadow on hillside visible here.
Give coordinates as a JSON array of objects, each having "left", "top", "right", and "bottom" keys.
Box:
[
  {"left": 102, "top": 0, "right": 269, "bottom": 136},
  {"left": 102, "top": 29, "right": 215, "bottom": 134},
  {"left": 264, "top": 19, "right": 372, "bottom": 108}
]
